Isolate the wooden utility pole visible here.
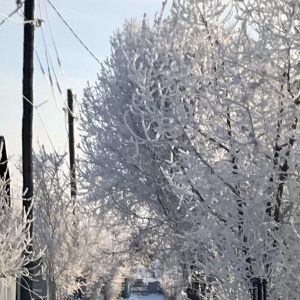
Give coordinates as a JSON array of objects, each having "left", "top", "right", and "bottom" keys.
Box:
[
  {"left": 67, "top": 89, "right": 77, "bottom": 200},
  {"left": 68, "top": 89, "right": 83, "bottom": 299},
  {"left": 21, "top": 0, "right": 35, "bottom": 299}
]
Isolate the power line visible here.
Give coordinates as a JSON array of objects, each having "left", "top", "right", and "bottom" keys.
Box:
[
  {"left": 0, "top": 5, "right": 22, "bottom": 27},
  {"left": 22, "top": 94, "right": 59, "bottom": 156},
  {"left": 35, "top": 0, "right": 73, "bottom": 152},
  {"left": 41, "top": 0, "right": 72, "bottom": 100},
  {"left": 36, "top": 0, "right": 69, "bottom": 115},
  {"left": 35, "top": 50, "right": 72, "bottom": 157},
  {"left": 35, "top": 45, "right": 62, "bottom": 112},
  {"left": 46, "top": 0, "right": 102, "bottom": 66},
  {"left": 35, "top": 49, "right": 49, "bottom": 84},
  {"left": 42, "top": 0, "right": 64, "bottom": 75}
]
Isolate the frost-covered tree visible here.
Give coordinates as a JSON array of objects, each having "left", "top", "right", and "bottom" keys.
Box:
[
  {"left": 80, "top": 2, "right": 187, "bottom": 262},
  {"left": 0, "top": 138, "right": 40, "bottom": 279},
  {"left": 80, "top": 1, "right": 228, "bottom": 297},
  {"left": 80, "top": 0, "right": 300, "bottom": 299},
  {"left": 33, "top": 146, "right": 126, "bottom": 299},
  {"left": 0, "top": 179, "right": 40, "bottom": 278}
]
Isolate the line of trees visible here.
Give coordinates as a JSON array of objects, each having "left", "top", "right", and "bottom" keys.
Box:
[{"left": 5, "top": 1, "right": 300, "bottom": 299}]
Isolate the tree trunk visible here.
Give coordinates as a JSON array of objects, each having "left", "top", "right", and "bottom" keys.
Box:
[{"left": 252, "top": 278, "right": 267, "bottom": 300}]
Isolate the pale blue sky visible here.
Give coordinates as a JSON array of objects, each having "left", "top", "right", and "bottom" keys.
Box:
[{"left": 0, "top": 0, "right": 168, "bottom": 181}]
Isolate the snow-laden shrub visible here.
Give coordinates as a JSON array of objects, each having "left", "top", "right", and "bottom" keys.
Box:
[{"left": 0, "top": 179, "right": 41, "bottom": 278}]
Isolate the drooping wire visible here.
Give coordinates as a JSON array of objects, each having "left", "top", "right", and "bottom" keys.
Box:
[
  {"left": 35, "top": 49, "right": 50, "bottom": 85},
  {"left": 42, "top": 0, "right": 72, "bottom": 121},
  {"left": 42, "top": 0, "right": 64, "bottom": 75},
  {"left": 46, "top": 0, "right": 102, "bottom": 66},
  {"left": 36, "top": 0, "right": 73, "bottom": 152},
  {"left": 35, "top": 48, "right": 70, "bottom": 157},
  {"left": 37, "top": 0, "right": 64, "bottom": 112},
  {"left": 49, "top": 53, "right": 62, "bottom": 95}
]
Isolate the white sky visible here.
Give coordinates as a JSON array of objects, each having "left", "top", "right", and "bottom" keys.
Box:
[{"left": 0, "top": 0, "right": 168, "bottom": 182}]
